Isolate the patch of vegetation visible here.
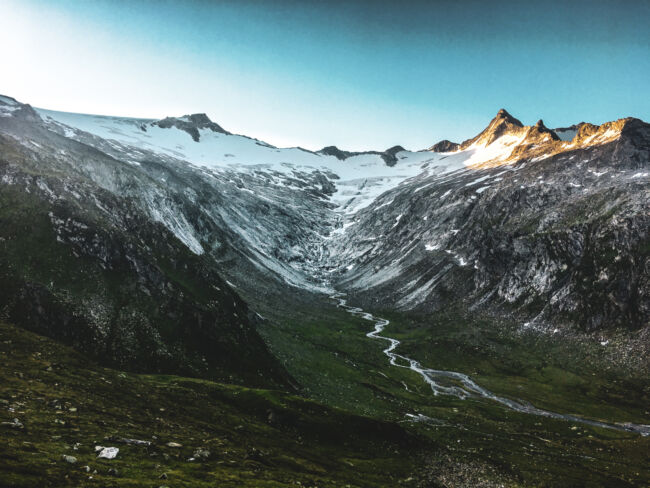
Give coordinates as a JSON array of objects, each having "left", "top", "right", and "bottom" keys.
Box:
[
  {"left": 258, "top": 298, "right": 650, "bottom": 486},
  {"left": 381, "top": 308, "right": 650, "bottom": 424},
  {"left": 0, "top": 321, "right": 424, "bottom": 487}
]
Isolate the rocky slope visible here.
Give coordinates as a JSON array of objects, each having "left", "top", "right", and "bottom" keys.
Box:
[
  {"left": 0, "top": 97, "right": 291, "bottom": 388},
  {"left": 0, "top": 321, "right": 426, "bottom": 488},
  {"left": 1, "top": 93, "right": 648, "bottom": 378},
  {"left": 330, "top": 110, "right": 650, "bottom": 366}
]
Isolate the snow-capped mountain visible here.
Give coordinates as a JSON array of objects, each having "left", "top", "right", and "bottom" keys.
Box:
[
  {"left": 31, "top": 101, "right": 478, "bottom": 293},
  {"left": 1, "top": 94, "right": 648, "bottom": 375},
  {"left": 329, "top": 110, "right": 649, "bottom": 368}
]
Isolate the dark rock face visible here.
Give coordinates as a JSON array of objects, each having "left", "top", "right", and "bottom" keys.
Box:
[
  {"left": 0, "top": 102, "right": 291, "bottom": 389},
  {"left": 429, "top": 140, "right": 459, "bottom": 152},
  {"left": 318, "top": 145, "right": 354, "bottom": 160},
  {"left": 316, "top": 145, "right": 405, "bottom": 166},
  {"left": 381, "top": 145, "right": 406, "bottom": 166},
  {"left": 332, "top": 119, "right": 650, "bottom": 339},
  {"left": 153, "top": 113, "right": 230, "bottom": 141},
  {"left": 494, "top": 108, "right": 524, "bottom": 127},
  {"left": 533, "top": 119, "right": 560, "bottom": 140}
]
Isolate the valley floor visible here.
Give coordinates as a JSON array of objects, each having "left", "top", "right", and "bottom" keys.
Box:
[
  {"left": 2, "top": 293, "right": 649, "bottom": 487},
  {"left": 256, "top": 295, "right": 650, "bottom": 487}
]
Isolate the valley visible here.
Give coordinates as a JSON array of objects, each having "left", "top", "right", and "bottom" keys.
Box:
[
  {"left": 333, "top": 294, "right": 649, "bottom": 436},
  {"left": 1, "top": 93, "right": 649, "bottom": 486}
]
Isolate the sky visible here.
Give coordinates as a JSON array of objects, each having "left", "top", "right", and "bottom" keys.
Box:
[{"left": 1, "top": 0, "right": 649, "bottom": 151}]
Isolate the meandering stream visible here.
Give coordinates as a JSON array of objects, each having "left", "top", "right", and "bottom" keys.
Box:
[{"left": 332, "top": 293, "right": 650, "bottom": 436}]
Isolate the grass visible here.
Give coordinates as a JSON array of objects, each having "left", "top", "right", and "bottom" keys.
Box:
[
  {"left": 3, "top": 289, "right": 648, "bottom": 486},
  {"left": 257, "top": 297, "right": 650, "bottom": 487},
  {"left": 381, "top": 308, "right": 650, "bottom": 424},
  {"left": 0, "top": 321, "right": 426, "bottom": 487}
]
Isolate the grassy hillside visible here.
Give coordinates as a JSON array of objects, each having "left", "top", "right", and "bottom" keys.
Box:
[
  {"left": 0, "top": 321, "right": 427, "bottom": 487},
  {"left": 257, "top": 298, "right": 650, "bottom": 487}
]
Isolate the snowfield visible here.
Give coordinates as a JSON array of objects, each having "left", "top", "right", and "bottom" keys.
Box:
[
  {"left": 25, "top": 103, "right": 641, "bottom": 303},
  {"left": 35, "top": 107, "right": 494, "bottom": 217}
]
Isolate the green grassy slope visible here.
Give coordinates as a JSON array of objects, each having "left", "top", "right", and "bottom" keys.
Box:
[
  {"left": 257, "top": 299, "right": 650, "bottom": 487},
  {"left": 0, "top": 321, "right": 426, "bottom": 487}
]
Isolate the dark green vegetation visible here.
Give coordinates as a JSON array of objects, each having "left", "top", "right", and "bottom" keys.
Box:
[
  {"left": 0, "top": 321, "right": 425, "bottom": 487},
  {"left": 3, "top": 246, "right": 648, "bottom": 487},
  {"left": 258, "top": 298, "right": 650, "bottom": 487},
  {"left": 0, "top": 133, "right": 289, "bottom": 389},
  {"left": 383, "top": 308, "right": 650, "bottom": 424}
]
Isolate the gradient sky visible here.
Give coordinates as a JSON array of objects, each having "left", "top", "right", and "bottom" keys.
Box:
[{"left": 1, "top": 0, "right": 649, "bottom": 150}]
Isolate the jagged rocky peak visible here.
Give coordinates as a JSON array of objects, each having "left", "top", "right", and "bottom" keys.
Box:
[
  {"left": 525, "top": 119, "right": 560, "bottom": 142},
  {"left": 460, "top": 108, "right": 525, "bottom": 149},
  {"left": 486, "top": 108, "right": 524, "bottom": 129},
  {"left": 616, "top": 117, "right": 650, "bottom": 141},
  {"left": 428, "top": 139, "right": 459, "bottom": 153},
  {"left": 379, "top": 145, "right": 403, "bottom": 166},
  {"left": 572, "top": 117, "right": 650, "bottom": 147},
  {"left": 0, "top": 95, "right": 42, "bottom": 123},
  {"left": 495, "top": 108, "right": 524, "bottom": 126},
  {"left": 0, "top": 94, "right": 20, "bottom": 106},
  {"left": 153, "top": 112, "right": 230, "bottom": 141},
  {"left": 544, "top": 117, "right": 649, "bottom": 148},
  {"left": 422, "top": 109, "right": 650, "bottom": 171}
]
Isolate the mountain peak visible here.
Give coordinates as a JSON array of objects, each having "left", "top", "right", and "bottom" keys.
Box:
[
  {"left": 185, "top": 113, "right": 213, "bottom": 125},
  {"left": 0, "top": 94, "right": 19, "bottom": 106},
  {"left": 571, "top": 117, "right": 650, "bottom": 147},
  {"left": 458, "top": 108, "right": 524, "bottom": 149},
  {"left": 429, "top": 139, "right": 460, "bottom": 152},
  {"left": 527, "top": 119, "right": 560, "bottom": 141},
  {"left": 318, "top": 145, "right": 351, "bottom": 160},
  {"left": 493, "top": 108, "right": 523, "bottom": 127},
  {"left": 153, "top": 113, "right": 230, "bottom": 141},
  {"left": 496, "top": 108, "right": 513, "bottom": 118}
]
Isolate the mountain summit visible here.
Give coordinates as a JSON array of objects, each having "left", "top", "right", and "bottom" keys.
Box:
[
  {"left": 0, "top": 93, "right": 648, "bottom": 486},
  {"left": 153, "top": 113, "right": 230, "bottom": 141},
  {"left": 428, "top": 109, "right": 650, "bottom": 169},
  {"left": 459, "top": 108, "right": 524, "bottom": 148}
]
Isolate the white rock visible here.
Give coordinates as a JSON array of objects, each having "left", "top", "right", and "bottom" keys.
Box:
[{"left": 96, "top": 446, "right": 119, "bottom": 459}]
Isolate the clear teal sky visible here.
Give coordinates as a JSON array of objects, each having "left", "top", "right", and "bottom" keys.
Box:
[{"left": 1, "top": 0, "right": 649, "bottom": 150}]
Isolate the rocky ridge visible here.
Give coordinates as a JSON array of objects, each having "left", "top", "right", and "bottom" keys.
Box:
[
  {"left": 152, "top": 113, "right": 230, "bottom": 141},
  {"left": 329, "top": 110, "right": 649, "bottom": 369},
  {"left": 1, "top": 93, "right": 648, "bottom": 374},
  {"left": 317, "top": 144, "right": 406, "bottom": 166},
  {"left": 0, "top": 97, "right": 292, "bottom": 387}
]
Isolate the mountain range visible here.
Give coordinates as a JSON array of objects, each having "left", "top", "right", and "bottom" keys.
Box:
[{"left": 1, "top": 93, "right": 649, "bottom": 486}]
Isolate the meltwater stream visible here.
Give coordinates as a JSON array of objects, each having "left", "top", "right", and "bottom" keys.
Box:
[{"left": 332, "top": 293, "right": 650, "bottom": 436}]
